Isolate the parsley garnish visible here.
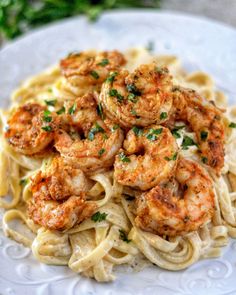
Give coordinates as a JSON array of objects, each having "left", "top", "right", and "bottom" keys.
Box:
[
  {"left": 106, "top": 72, "right": 118, "bottom": 83},
  {"left": 97, "top": 103, "right": 104, "bottom": 120},
  {"left": 181, "top": 136, "right": 197, "bottom": 150},
  {"left": 126, "top": 84, "right": 141, "bottom": 96},
  {"left": 98, "top": 148, "right": 105, "bottom": 156},
  {"left": 43, "top": 110, "right": 52, "bottom": 122},
  {"left": 119, "top": 152, "right": 131, "bottom": 163},
  {"left": 109, "top": 89, "right": 123, "bottom": 102},
  {"left": 160, "top": 112, "right": 167, "bottom": 120},
  {"left": 165, "top": 152, "right": 178, "bottom": 161},
  {"left": 91, "top": 211, "right": 107, "bottom": 222},
  {"left": 119, "top": 229, "right": 131, "bottom": 243},
  {"left": 45, "top": 99, "right": 57, "bottom": 106},
  {"left": 88, "top": 122, "right": 105, "bottom": 141},
  {"left": 202, "top": 157, "right": 208, "bottom": 164},
  {"left": 200, "top": 131, "right": 208, "bottom": 141},
  {"left": 68, "top": 103, "right": 76, "bottom": 115},
  {"left": 97, "top": 58, "right": 109, "bottom": 66},
  {"left": 128, "top": 93, "right": 138, "bottom": 103},
  {"left": 90, "top": 70, "right": 99, "bottom": 79},
  {"left": 229, "top": 122, "right": 236, "bottom": 128},
  {"left": 56, "top": 106, "right": 65, "bottom": 115},
  {"left": 171, "top": 125, "right": 185, "bottom": 139},
  {"left": 42, "top": 126, "right": 52, "bottom": 132},
  {"left": 132, "top": 126, "right": 143, "bottom": 136},
  {"left": 111, "top": 124, "right": 120, "bottom": 132},
  {"left": 19, "top": 178, "right": 28, "bottom": 186},
  {"left": 146, "top": 128, "right": 163, "bottom": 141}
]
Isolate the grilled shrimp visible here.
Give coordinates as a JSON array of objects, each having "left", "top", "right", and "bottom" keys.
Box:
[
  {"left": 98, "top": 63, "right": 173, "bottom": 128},
  {"left": 55, "top": 94, "right": 124, "bottom": 173},
  {"left": 60, "top": 50, "right": 126, "bottom": 91},
  {"left": 135, "top": 157, "right": 215, "bottom": 236},
  {"left": 5, "top": 103, "right": 59, "bottom": 155},
  {"left": 114, "top": 125, "right": 178, "bottom": 190},
  {"left": 171, "top": 87, "right": 225, "bottom": 174},
  {"left": 28, "top": 157, "right": 96, "bottom": 230}
]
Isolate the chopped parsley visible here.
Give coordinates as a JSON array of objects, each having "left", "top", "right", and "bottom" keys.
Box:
[
  {"left": 90, "top": 70, "right": 99, "bottom": 79},
  {"left": 146, "top": 128, "right": 163, "bottom": 141},
  {"left": 42, "top": 126, "right": 52, "bottom": 132},
  {"left": 202, "top": 157, "right": 208, "bottom": 164},
  {"left": 132, "top": 126, "right": 143, "bottom": 136},
  {"left": 106, "top": 72, "right": 118, "bottom": 83},
  {"left": 181, "top": 136, "right": 197, "bottom": 150},
  {"left": 109, "top": 89, "right": 123, "bottom": 102},
  {"left": 200, "top": 131, "right": 208, "bottom": 141},
  {"left": 97, "top": 103, "right": 104, "bottom": 120},
  {"left": 119, "top": 229, "right": 131, "bottom": 243},
  {"left": 229, "top": 122, "right": 236, "bottom": 128},
  {"left": 56, "top": 106, "right": 65, "bottom": 115},
  {"left": 155, "top": 67, "right": 168, "bottom": 75},
  {"left": 171, "top": 125, "right": 185, "bottom": 139},
  {"left": 88, "top": 122, "right": 105, "bottom": 141},
  {"left": 165, "top": 152, "right": 178, "bottom": 161},
  {"left": 160, "top": 112, "right": 167, "bottom": 120},
  {"left": 98, "top": 148, "right": 105, "bottom": 156},
  {"left": 119, "top": 152, "right": 131, "bottom": 163},
  {"left": 68, "top": 103, "right": 76, "bottom": 115},
  {"left": 111, "top": 124, "right": 120, "bottom": 132},
  {"left": 91, "top": 211, "right": 107, "bottom": 222},
  {"left": 97, "top": 58, "right": 109, "bottom": 66},
  {"left": 19, "top": 178, "right": 28, "bottom": 186},
  {"left": 128, "top": 93, "right": 138, "bottom": 103},
  {"left": 42, "top": 110, "right": 52, "bottom": 122},
  {"left": 45, "top": 99, "right": 57, "bottom": 106},
  {"left": 126, "top": 84, "right": 141, "bottom": 96},
  {"left": 130, "top": 109, "right": 137, "bottom": 116}
]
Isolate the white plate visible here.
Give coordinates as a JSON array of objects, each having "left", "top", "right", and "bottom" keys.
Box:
[{"left": 1, "top": 10, "right": 236, "bottom": 295}]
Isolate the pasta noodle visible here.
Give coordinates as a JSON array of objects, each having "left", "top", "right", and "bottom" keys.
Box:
[{"left": 0, "top": 48, "right": 236, "bottom": 282}]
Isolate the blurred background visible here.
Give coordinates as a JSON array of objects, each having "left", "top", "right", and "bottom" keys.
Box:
[{"left": 0, "top": 0, "right": 236, "bottom": 47}]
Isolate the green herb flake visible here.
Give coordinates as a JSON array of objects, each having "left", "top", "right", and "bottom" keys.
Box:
[
  {"left": 97, "top": 58, "right": 109, "bottom": 66},
  {"left": 126, "top": 84, "right": 141, "bottom": 96},
  {"left": 19, "top": 178, "right": 28, "bottom": 186},
  {"left": 97, "top": 103, "right": 104, "bottom": 120},
  {"left": 165, "top": 152, "right": 178, "bottom": 161},
  {"left": 68, "top": 103, "right": 76, "bottom": 115},
  {"left": 45, "top": 99, "right": 57, "bottom": 106},
  {"left": 106, "top": 72, "right": 118, "bottom": 83},
  {"left": 132, "top": 126, "right": 143, "bottom": 136},
  {"left": 200, "top": 131, "right": 208, "bottom": 141},
  {"left": 111, "top": 124, "right": 120, "bottom": 132},
  {"left": 119, "top": 152, "right": 131, "bottom": 163},
  {"left": 128, "top": 93, "right": 138, "bottom": 103},
  {"left": 229, "top": 122, "right": 236, "bottom": 128},
  {"left": 131, "top": 109, "right": 137, "bottom": 116},
  {"left": 43, "top": 110, "right": 52, "bottom": 122},
  {"left": 181, "top": 136, "right": 197, "bottom": 150},
  {"left": 56, "top": 106, "right": 65, "bottom": 115},
  {"left": 119, "top": 229, "right": 131, "bottom": 243},
  {"left": 202, "top": 157, "right": 208, "bottom": 164},
  {"left": 98, "top": 148, "right": 105, "bottom": 157},
  {"left": 88, "top": 122, "right": 105, "bottom": 141},
  {"left": 91, "top": 211, "right": 108, "bottom": 222},
  {"left": 146, "top": 128, "right": 163, "bottom": 141},
  {"left": 90, "top": 70, "right": 99, "bottom": 80},
  {"left": 160, "top": 112, "right": 167, "bottom": 120},
  {"left": 42, "top": 126, "right": 52, "bottom": 132},
  {"left": 109, "top": 89, "right": 123, "bottom": 102},
  {"left": 109, "top": 89, "right": 118, "bottom": 97}
]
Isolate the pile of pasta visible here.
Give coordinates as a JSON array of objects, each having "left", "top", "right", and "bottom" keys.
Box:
[{"left": 1, "top": 48, "right": 236, "bottom": 282}]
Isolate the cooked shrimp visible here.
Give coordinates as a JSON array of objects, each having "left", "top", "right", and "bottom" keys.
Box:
[
  {"left": 98, "top": 63, "right": 173, "bottom": 128},
  {"left": 28, "top": 157, "right": 96, "bottom": 230},
  {"left": 4, "top": 103, "right": 59, "bottom": 155},
  {"left": 114, "top": 125, "right": 178, "bottom": 190},
  {"left": 171, "top": 87, "right": 225, "bottom": 174},
  {"left": 60, "top": 50, "right": 126, "bottom": 91},
  {"left": 135, "top": 157, "right": 215, "bottom": 236},
  {"left": 55, "top": 94, "right": 124, "bottom": 173}
]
